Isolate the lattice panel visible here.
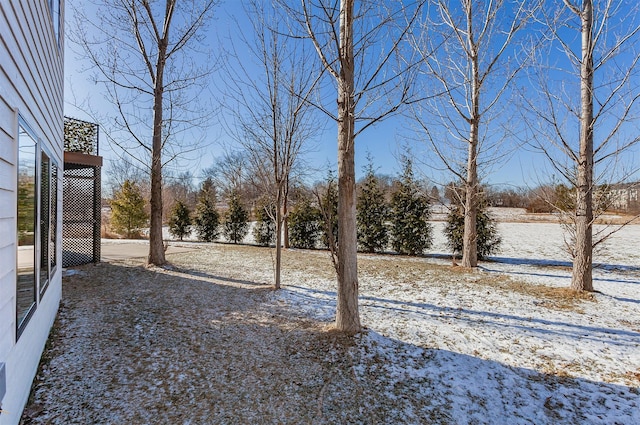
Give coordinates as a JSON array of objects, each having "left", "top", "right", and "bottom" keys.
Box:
[{"left": 62, "top": 163, "right": 101, "bottom": 267}]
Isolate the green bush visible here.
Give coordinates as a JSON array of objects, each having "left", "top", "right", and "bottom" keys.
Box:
[
  {"left": 223, "top": 190, "right": 249, "bottom": 244},
  {"left": 444, "top": 199, "right": 501, "bottom": 260},
  {"left": 194, "top": 178, "right": 219, "bottom": 242},
  {"left": 110, "top": 180, "right": 148, "bottom": 239},
  {"left": 390, "top": 158, "right": 432, "bottom": 255},
  {"left": 253, "top": 199, "right": 276, "bottom": 246},
  {"left": 357, "top": 162, "right": 389, "bottom": 253},
  {"left": 168, "top": 200, "right": 192, "bottom": 241},
  {"left": 319, "top": 175, "right": 338, "bottom": 250},
  {"left": 288, "top": 197, "right": 321, "bottom": 249}
]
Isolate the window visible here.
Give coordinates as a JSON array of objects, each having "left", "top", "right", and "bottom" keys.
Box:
[
  {"left": 39, "top": 153, "right": 58, "bottom": 298},
  {"left": 50, "top": 163, "right": 58, "bottom": 273},
  {"left": 40, "top": 151, "right": 52, "bottom": 297},
  {"left": 48, "top": 0, "right": 61, "bottom": 46},
  {"left": 16, "top": 120, "right": 60, "bottom": 337},
  {"left": 17, "top": 124, "right": 37, "bottom": 334}
]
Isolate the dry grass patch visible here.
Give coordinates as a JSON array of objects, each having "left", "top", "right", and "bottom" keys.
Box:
[
  {"left": 179, "top": 244, "right": 597, "bottom": 314},
  {"left": 22, "top": 242, "right": 638, "bottom": 424},
  {"left": 355, "top": 252, "right": 594, "bottom": 312}
]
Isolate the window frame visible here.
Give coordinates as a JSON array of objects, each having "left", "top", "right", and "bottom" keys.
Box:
[
  {"left": 50, "top": 162, "right": 59, "bottom": 278},
  {"left": 39, "top": 148, "right": 59, "bottom": 299},
  {"left": 16, "top": 119, "right": 39, "bottom": 338},
  {"left": 15, "top": 117, "right": 61, "bottom": 339},
  {"left": 47, "top": 0, "right": 62, "bottom": 48}
]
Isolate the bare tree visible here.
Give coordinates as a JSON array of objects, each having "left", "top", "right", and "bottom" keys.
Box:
[
  {"left": 411, "top": 0, "right": 541, "bottom": 268},
  {"left": 220, "top": 0, "right": 321, "bottom": 289},
  {"left": 105, "top": 156, "right": 148, "bottom": 197},
  {"left": 164, "top": 171, "right": 197, "bottom": 213},
  {"left": 204, "top": 151, "right": 249, "bottom": 202},
  {"left": 279, "top": 0, "right": 425, "bottom": 333},
  {"left": 70, "top": 0, "right": 219, "bottom": 265},
  {"left": 524, "top": 0, "right": 640, "bottom": 291}
]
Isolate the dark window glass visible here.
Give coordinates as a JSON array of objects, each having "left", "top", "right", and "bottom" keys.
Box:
[
  {"left": 17, "top": 125, "right": 37, "bottom": 332},
  {"left": 50, "top": 163, "right": 58, "bottom": 273},
  {"left": 40, "top": 152, "right": 51, "bottom": 296},
  {"left": 48, "top": 0, "right": 61, "bottom": 45}
]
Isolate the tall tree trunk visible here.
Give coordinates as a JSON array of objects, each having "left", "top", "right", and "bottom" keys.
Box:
[
  {"left": 462, "top": 16, "right": 479, "bottom": 269},
  {"left": 571, "top": 0, "right": 594, "bottom": 291},
  {"left": 462, "top": 132, "right": 478, "bottom": 267},
  {"left": 283, "top": 177, "right": 290, "bottom": 248},
  {"left": 335, "top": 0, "right": 361, "bottom": 334},
  {"left": 148, "top": 42, "right": 168, "bottom": 266},
  {"left": 274, "top": 185, "right": 283, "bottom": 289},
  {"left": 283, "top": 206, "right": 290, "bottom": 248}
]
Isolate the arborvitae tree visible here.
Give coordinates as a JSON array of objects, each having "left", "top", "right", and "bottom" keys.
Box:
[
  {"left": 445, "top": 198, "right": 501, "bottom": 260},
  {"left": 194, "top": 178, "right": 220, "bottom": 242},
  {"left": 289, "top": 197, "right": 321, "bottom": 249},
  {"left": 318, "top": 173, "right": 338, "bottom": 251},
  {"left": 390, "top": 158, "right": 432, "bottom": 255},
  {"left": 223, "top": 190, "right": 249, "bottom": 244},
  {"left": 168, "top": 200, "right": 192, "bottom": 241},
  {"left": 253, "top": 198, "right": 276, "bottom": 246},
  {"left": 110, "top": 179, "right": 148, "bottom": 239},
  {"left": 357, "top": 159, "right": 389, "bottom": 253}
]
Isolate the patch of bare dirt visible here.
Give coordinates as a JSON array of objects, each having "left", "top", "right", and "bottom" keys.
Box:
[
  {"left": 20, "top": 254, "right": 434, "bottom": 424},
  {"left": 20, "top": 244, "right": 639, "bottom": 424}
]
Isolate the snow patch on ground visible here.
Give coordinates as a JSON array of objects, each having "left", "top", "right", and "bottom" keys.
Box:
[{"left": 23, "top": 221, "right": 640, "bottom": 424}]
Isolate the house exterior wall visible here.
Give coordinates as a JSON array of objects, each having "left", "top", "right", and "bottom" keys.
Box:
[{"left": 0, "top": 1, "right": 64, "bottom": 423}]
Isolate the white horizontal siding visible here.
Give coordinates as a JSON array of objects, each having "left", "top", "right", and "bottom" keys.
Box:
[
  {"left": 0, "top": 264, "right": 14, "bottom": 360},
  {"left": 0, "top": 95, "right": 16, "bottom": 150},
  {"left": 0, "top": 213, "right": 14, "bottom": 248},
  {"left": 0, "top": 132, "right": 14, "bottom": 165},
  {"left": 0, "top": 190, "right": 13, "bottom": 221},
  {"left": 0, "top": 1, "right": 63, "bottom": 155},
  {"left": 0, "top": 0, "right": 64, "bottom": 423},
  {"left": 0, "top": 244, "right": 15, "bottom": 362},
  {"left": 0, "top": 159, "right": 12, "bottom": 192},
  {"left": 3, "top": 285, "right": 60, "bottom": 425}
]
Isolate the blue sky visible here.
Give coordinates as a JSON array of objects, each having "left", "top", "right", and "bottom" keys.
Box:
[{"left": 63, "top": 0, "right": 640, "bottom": 190}]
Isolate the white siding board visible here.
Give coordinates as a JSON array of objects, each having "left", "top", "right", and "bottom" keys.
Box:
[
  {"left": 0, "top": 95, "right": 16, "bottom": 144},
  {"left": 0, "top": 324, "right": 13, "bottom": 363},
  {"left": 0, "top": 263, "right": 14, "bottom": 360},
  {"left": 0, "top": 133, "right": 14, "bottom": 169},
  {"left": 0, "top": 2, "right": 22, "bottom": 95},
  {"left": 0, "top": 0, "right": 64, "bottom": 422},
  {"left": 0, "top": 2, "right": 62, "bottom": 149},
  {"left": 19, "top": 1, "right": 62, "bottom": 141},
  {"left": 0, "top": 263, "right": 15, "bottom": 317},
  {"left": 0, "top": 159, "right": 13, "bottom": 191},
  {"left": 22, "top": 1, "right": 64, "bottom": 145},
  {"left": 4, "top": 288, "right": 59, "bottom": 425},
  {"left": 0, "top": 247, "right": 16, "bottom": 360},
  {"left": 0, "top": 193, "right": 13, "bottom": 220},
  {"left": 0, "top": 243, "right": 15, "bottom": 264},
  {"left": 0, "top": 215, "right": 14, "bottom": 247}
]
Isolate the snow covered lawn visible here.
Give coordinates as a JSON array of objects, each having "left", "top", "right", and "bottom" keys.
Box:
[{"left": 22, "top": 222, "right": 639, "bottom": 424}]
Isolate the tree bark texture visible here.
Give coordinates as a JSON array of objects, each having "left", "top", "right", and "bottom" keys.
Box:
[
  {"left": 283, "top": 179, "right": 290, "bottom": 249},
  {"left": 335, "top": 0, "right": 361, "bottom": 334},
  {"left": 571, "top": 0, "right": 594, "bottom": 291},
  {"left": 275, "top": 186, "right": 283, "bottom": 289},
  {"left": 462, "top": 5, "right": 480, "bottom": 268},
  {"left": 148, "top": 37, "right": 168, "bottom": 266},
  {"left": 462, "top": 135, "right": 478, "bottom": 267}
]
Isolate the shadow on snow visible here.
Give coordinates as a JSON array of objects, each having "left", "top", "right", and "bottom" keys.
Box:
[{"left": 22, "top": 262, "right": 639, "bottom": 425}]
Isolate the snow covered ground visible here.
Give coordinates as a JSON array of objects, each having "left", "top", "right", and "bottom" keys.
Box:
[
  {"left": 272, "top": 221, "right": 640, "bottom": 423},
  {"left": 24, "top": 219, "right": 639, "bottom": 424}
]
